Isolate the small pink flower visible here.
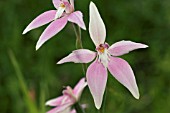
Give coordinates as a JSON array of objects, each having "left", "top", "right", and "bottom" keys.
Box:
[
  {"left": 57, "top": 2, "right": 148, "bottom": 109},
  {"left": 46, "top": 78, "right": 87, "bottom": 113},
  {"left": 23, "top": 0, "right": 86, "bottom": 50}
]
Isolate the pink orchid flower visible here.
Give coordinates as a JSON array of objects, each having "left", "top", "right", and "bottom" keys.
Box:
[
  {"left": 46, "top": 78, "right": 87, "bottom": 113},
  {"left": 57, "top": 2, "right": 148, "bottom": 109},
  {"left": 23, "top": 0, "right": 86, "bottom": 50}
]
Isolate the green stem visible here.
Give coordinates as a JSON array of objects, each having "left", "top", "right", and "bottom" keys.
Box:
[
  {"left": 72, "top": 23, "right": 87, "bottom": 75},
  {"left": 8, "top": 50, "right": 38, "bottom": 113},
  {"left": 72, "top": 23, "right": 83, "bottom": 49},
  {"left": 74, "top": 103, "right": 86, "bottom": 113}
]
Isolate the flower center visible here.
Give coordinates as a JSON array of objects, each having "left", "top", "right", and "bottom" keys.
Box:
[
  {"left": 62, "top": 86, "right": 77, "bottom": 103},
  {"left": 96, "top": 43, "right": 110, "bottom": 67},
  {"left": 60, "top": 3, "right": 65, "bottom": 8},
  {"left": 98, "top": 46, "right": 105, "bottom": 53}
]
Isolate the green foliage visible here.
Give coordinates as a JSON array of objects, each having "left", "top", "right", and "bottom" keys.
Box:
[{"left": 0, "top": 0, "right": 170, "bottom": 113}]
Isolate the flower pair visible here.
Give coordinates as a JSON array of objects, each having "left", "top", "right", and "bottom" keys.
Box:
[{"left": 23, "top": 0, "right": 86, "bottom": 50}]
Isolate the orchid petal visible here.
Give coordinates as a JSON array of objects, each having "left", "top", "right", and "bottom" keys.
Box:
[
  {"left": 89, "top": 2, "right": 106, "bottom": 46},
  {"left": 73, "top": 78, "right": 87, "bottom": 99},
  {"left": 108, "top": 40, "right": 148, "bottom": 56},
  {"left": 86, "top": 60, "right": 107, "bottom": 109},
  {"left": 53, "top": 0, "right": 62, "bottom": 9},
  {"left": 45, "top": 96, "right": 64, "bottom": 106},
  {"left": 68, "top": 11, "right": 86, "bottom": 30},
  {"left": 36, "top": 16, "right": 68, "bottom": 50},
  {"left": 57, "top": 49, "right": 96, "bottom": 64},
  {"left": 108, "top": 57, "right": 139, "bottom": 99},
  {"left": 22, "top": 10, "right": 56, "bottom": 34},
  {"left": 70, "top": 0, "right": 74, "bottom": 9},
  {"left": 47, "top": 103, "right": 72, "bottom": 113}
]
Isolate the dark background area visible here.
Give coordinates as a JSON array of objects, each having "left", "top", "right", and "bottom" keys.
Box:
[{"left": 0, "top": 0, "right": 170, "bottom": 113}]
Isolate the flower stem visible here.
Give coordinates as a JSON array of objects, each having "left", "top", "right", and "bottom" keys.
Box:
[
  {"left": 72, "top": 23, "right": 87, "bottom": 75},
  {"left": 74, "top": 102, "right": 86, "bottom": 113}
]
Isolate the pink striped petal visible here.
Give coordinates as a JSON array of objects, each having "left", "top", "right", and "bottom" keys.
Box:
[
  {"left": 108, "top": 57, "right": 139, "bottom": 99},
  {"left": 22, "top": 10, "right": 56, "bottom": 34},
  {"left": 47, "top": 103, "right": 72, "bottom": 113},
  {"left": 68, "top": 11, "right": 86, "bottom": 30},
  {"left": 57, "top": 49, "right": 96, "bottom": 64},
  {"left": 73, "top": 78, "right": 87, "bottom": 99},
  {"left": 45, "top": 96, "right": 64, "bottom": 106},
  {"left": 108, "top": 40, "right": 148, "bottom": 56},
  {"left": 86, "top": 60, "right": 107, "bottom": 109},
  {"left": 36, "top": 16, "right": 68, "bottom": 50},
  {"left": 89, "top": 2, "right": 106, "bottom": 46}
]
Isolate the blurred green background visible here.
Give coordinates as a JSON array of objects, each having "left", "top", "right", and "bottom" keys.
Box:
[{"left": 1, "top": 0, "right": 170, "bottom": 113}]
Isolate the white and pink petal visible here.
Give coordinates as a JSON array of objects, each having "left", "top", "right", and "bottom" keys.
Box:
[
  {"left": 57, "top": 49, "right": 96, "bottom": 64},
  {"left": 36, "top": 16, "right": 68, "bottom": 50},
  {"left": 89, "top": 2, "right": 106, "bottom": 46},
  {"left": 68, "top": 11, "right": 86, "bottom": 30},
  {"left": 23, "top": 10, "right": 56, "bottom": 34},
  {"left": 86, "top": 60, "right": 107, "bottom": 109},
  {"left": 46, "top": 96, "right": 65, "bottom": 106},
  {"left": 108, "top": 57, "right": 140, "bottom": 99},
  {"left": 108, "top": 40, "right": 148, "bottom": 56},
  {"left": 73, "top": 78, "right": 87, "bottom": 99}
]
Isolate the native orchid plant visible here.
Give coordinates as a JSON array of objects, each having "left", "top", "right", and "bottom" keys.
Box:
[
  {"left": 57, "top": 2, "right": 148, "bottom": 109},
  {"left": 23, "top": 0, "right": 86, "bottom": 50},
  {"left": 23, "top": 0, "right": 148, "bottom": 113}
]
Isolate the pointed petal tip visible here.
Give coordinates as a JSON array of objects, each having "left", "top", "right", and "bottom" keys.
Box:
[
  {"left": 22, "top": 31, "right": 26, "bottom": 35},
  {"left": 136, "top": 95, "right": 140, "bottom": 100},
  {"left": 131, "top": 86, "right": 140, "bottom": 99},
  {"left": 45, "top": 100, "right": 51, "bottom": 106},
  {"left": 139, "top": 43, "right": 148, "bottom": 48},
  {"left": 35, "top": 44, "right": 40, "bottom": 51},
  {"left": 143, "top": 44, "right": 149, "bottom": 48},
  {"left": 22, "top": 29, "right": 28, "bottom": 35},
  {"left": 56, "top": 61, "right": 61, "bottom": 64},
  {"left": 90, "top": 1, "right": 95, "bottom": 5},
  {"left": 134, "top": 92, "right": 140, "bottom": 99},
  {"left": 83, "top": 26, "right": 86, "bottom": 30},
  {"left": 95, "top": 104, "right": 101, "bottom": 110}
]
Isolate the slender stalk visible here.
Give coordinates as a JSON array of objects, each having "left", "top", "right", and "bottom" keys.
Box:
[
  {"left": 74, "top": 102, "right": 86, "bottom": 113},
  {"left": 8, "top": 50, "right": 38, "bottom": 113},
  {"left": 72, "top": 23, "right": 83, "bottom": 49},
  {"left": 72, "top": 23, "right": 87, "bottom": 74}
]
